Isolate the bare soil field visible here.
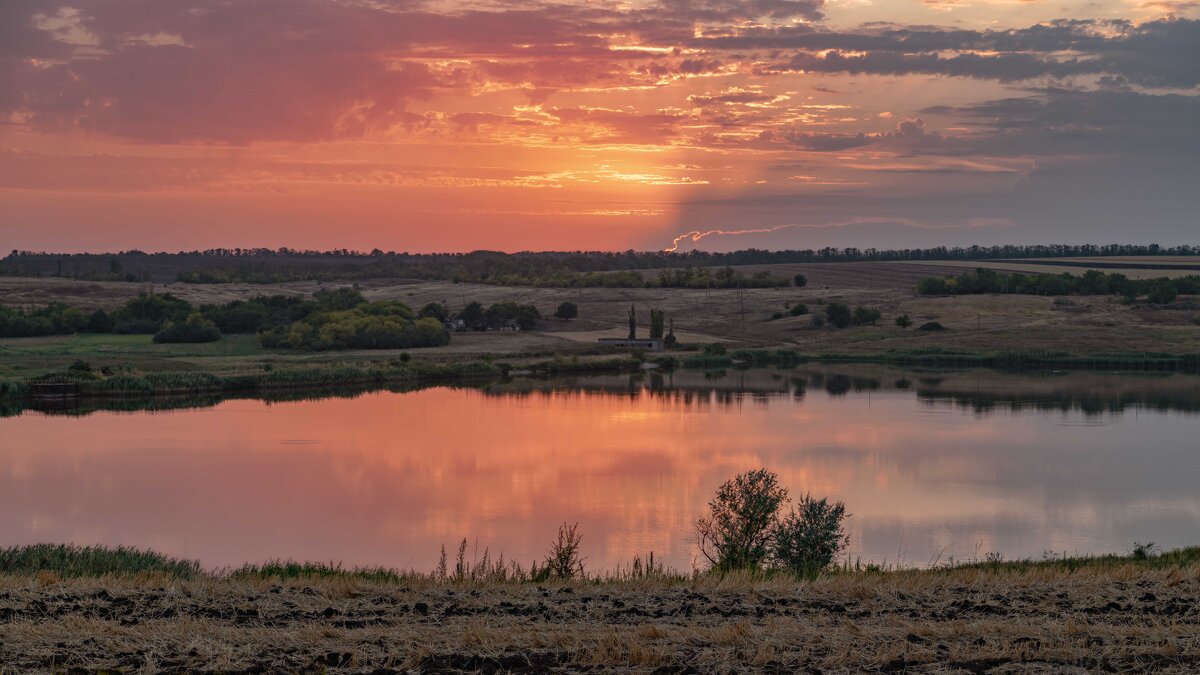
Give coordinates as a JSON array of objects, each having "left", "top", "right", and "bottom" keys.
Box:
[{"left": 2, "top": 565, "right": 1198, "bottom": 673}]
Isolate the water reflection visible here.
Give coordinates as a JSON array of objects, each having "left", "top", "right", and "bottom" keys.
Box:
[{"left": 1, "top": 366, "right": 1198, "bottom": 571}]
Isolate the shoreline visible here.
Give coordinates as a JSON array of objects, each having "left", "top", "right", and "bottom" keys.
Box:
[{"left": 5, "top": 347, "right": 1200, "bottom": 406}]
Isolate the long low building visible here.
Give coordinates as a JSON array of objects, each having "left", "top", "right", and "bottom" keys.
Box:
[{"left": 597, "top": 337, "right": 664, "bottom": 351}]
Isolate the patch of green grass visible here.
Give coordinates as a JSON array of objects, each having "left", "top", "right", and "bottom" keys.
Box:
[
  {"left": 230, "top": 560, "right": 413, "bottom": 584},
  {"left": 0, "top": 544, "right": 202, "bottom": 579}
]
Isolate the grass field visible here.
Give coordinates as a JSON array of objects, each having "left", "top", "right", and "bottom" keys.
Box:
[
  {"left": 1, "top": 544, "right": 1198, "bottom": 673},
  {"left": 3, "top": 258, "right": 1200, "bottom": 384}
]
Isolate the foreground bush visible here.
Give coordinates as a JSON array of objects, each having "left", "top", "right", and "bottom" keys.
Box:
[
  {"left": 773, "top": 495, "right": 849, "bottom": 575},
  {"left": 697, "top": 468, "right": 848, "bottom": 575},
  {"left": 696, "top": 469, "right": 788, "bottom": 570}
]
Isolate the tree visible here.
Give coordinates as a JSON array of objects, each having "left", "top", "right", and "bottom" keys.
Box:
[
  {"left": 418, "top": 302, "right": 449, "bottom": 323},
  {"left": 789, "top": 303, "right": 808, "bottom": 316},
  {"left": 793, "top": 273, "right": 807, "bottom": 288},
  {"left": 696, "top": 468, "right": 788, "bottom": 570},
  {"left": 664, "top": 319, "right": 677, "bottom": 347},
  {"left": 458, "top": 301, "right": 486, "bottom": 330},
  {"left": 825, "top": 302, "right": 852, "bottom": 328},
  {"left": 851, "top": 306, "right": 881, "bottom": 326},
  {"left": 627, "top": 304, "right": 637, "bottom": 339},
  {"left": 772, "top": 494, "right": 848, "bottom": 576},
  {"left": 554, "top": 301, "right": 578, "bottom": 321},
  {"left": 649, "top": 308, "right": 665, "bottom": 339},
  {"left": 895, "top": 314, "right": 913, "bottom": 329},
  {"left": 1148, "top": 280, "right": 1178, "bottom": 305},
  {"left": 153, "top": 313, "right": 221, "bottom": 344}
]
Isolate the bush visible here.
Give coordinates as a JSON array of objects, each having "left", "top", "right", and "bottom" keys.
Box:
[
  {"left": 68, "top": 359, "right": 93, "bottom": 373},
  {"left": 772, "top": 494, "right": 849, "bottom": 576},
  {"left": 696, "top": 469, "right": 788, "bottom": 571},
  {"left": 793, "top": 273, "right": 808, "bottom": 288},
  {"left": 543, "top": 522, "right": 586, "bottom": 579},
  {"left": 1148, "top": 281, "right": 1178, "bottom": 305},
  {"left": 153, "top": 313, "right": 222, "bottom": 343},
  {"left": 702, "top": 343, "right": 727, "bottom": 356},
  {"left": 895, "top": 314, "right": 912, "bottom": 329},
  {"left": 789, "top": 303, "right": 809, "bottom": 316},
  {"left": 771, "top": 311, "right": 784, "bottom": 320},
  {"left": 825, "top": 302, "right": 852, "bottom": 328},
  {"left": 851, "top": 306, "right": 881, "bottom": 326},
  {"left": 267, "top": 302, "right": 450, "bottom": 351},
  {"left": 554, "top": 301, "right": 579, "bottom": 321},
  {"left": 811, "top": 313, "right": 826, "bottom": 328},
  {"left": 418, "top": 302, "right": 449, "bottom": 323},
  {"left": 918, "top": 321, "right": 946, "bottom": 331}
]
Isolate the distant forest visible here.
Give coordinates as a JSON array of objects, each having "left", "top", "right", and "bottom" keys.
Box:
[{"left": 3, "top": 244, "right": 1198, "bottom": 286}]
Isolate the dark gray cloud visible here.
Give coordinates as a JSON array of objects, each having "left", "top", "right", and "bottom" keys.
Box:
[{"left": 744, "top": 19, "right": 1200, "bottom": 88}]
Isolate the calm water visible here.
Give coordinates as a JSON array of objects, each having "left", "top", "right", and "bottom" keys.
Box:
[{"left": 2, "top": 367, "right": 1199, "bottom": 571}]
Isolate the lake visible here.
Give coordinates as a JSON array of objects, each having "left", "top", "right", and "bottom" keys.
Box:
[{"left": 2, "top": 366, "right": 1198, "bottom": 572}]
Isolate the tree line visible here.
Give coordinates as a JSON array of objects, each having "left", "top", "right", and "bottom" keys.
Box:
[
  {"left": 918, "top": 268, "right": 1200, "bottom": 303},
  {"left": 6, "top": 243, "right": 1197, "bottom": 285},
  {"left": 0, "top": 287, "right": 452, "bottom": 350}
]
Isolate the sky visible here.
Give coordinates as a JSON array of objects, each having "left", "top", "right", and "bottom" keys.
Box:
[{"left": 1, "top": 0, "right": 1197, "bottom": 253}]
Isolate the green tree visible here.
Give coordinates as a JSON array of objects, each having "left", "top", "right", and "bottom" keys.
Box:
[
  {"left": 649, "top": 308, "right": 665, "bottom": 339},
  {"left": 627, "top": 304, "right": 637, "bottom": 339},
  {"left": 789, "top": 303, "right": 808, "bottom": 316},
  {"left": 418, "top": 302, "right": 449, "bottom": 323},
  {"left": 793, "top": 273, "right": 807, "bottom": 288},
  {"left": 554, "top": 301, "right": 578, "bottom": 321},
  {"left": 1148, "top": 280, "right": 1178, "bottom": 304},
  {"left": 153, "top": 313, "right": 221, "bottom": 344},
  {"left": 696, "top": 468, "right": 789, "bottom": 571},
  {"left": 895, "top": 314, "right": 913, "bottom": 329},
  {"left": 825, "top": 302, "right": 852, "bottom": 328},
  {"left": 772, "top": 494, "right": 848, "bottom": 576},
  {"left": 851, "top": 306, "right": 881, "bottom": 326},
  {"left": 458, "top": 301, "right": 486, "bottom": 330},
  {"left": 664, "top": 319, "right": 677, "bottom": 347}
]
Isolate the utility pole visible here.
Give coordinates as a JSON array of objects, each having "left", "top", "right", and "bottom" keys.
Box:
[{"left": 739, "top": 282, "right": 746, "bottom": 334}]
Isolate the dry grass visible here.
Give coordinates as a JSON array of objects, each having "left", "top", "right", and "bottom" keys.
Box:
[
  {"left": 1, "top": 563, "right": 1198, "bottom": 673},
  {"left": 4, "top": 262, "right": 1200, "bottom": 373}
]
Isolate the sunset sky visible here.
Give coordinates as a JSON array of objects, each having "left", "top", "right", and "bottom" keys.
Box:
[{"left": 2, "top": 0, "right": 1197, "bottom": 253}]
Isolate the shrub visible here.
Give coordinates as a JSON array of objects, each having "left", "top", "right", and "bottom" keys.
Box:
[
  {"left": 696, "top": 468, "right": 788, "bottom": 571},
  {"left": 543, "top": 522, "right": 586, "bottom": 579},
  {"left": 811, "top": 313, "right": 826, "bottom": 328},
  {"left": 789, "top": 303, "right": 809, "bottom": 316},
  {"left": 825, "top": 302, "right": 852, "bottom": 328},
  {"left": 917, "top": 277, "right": 950, "bottom": 295},
  {"left": 851, "top": 306, "right": 881, "bottom": 326},
  {"left": 793, "top": 273, "right": 808, "bottom": 288},
  {"left": 68, "top": 359, "right": 92, "bottom": 373},
  {"left": 553, "top": 301, "right": 578, "bottom": 321},
  {"left": 895, "top": 314, "right": 913, "bottom": 329},
  {"left": 1148, "top": 280, "right": 1177, "bottom": 305},
  {"left": 772, "top": 494, "right": 849, "bottom": 576},
  {"left": 418, "top": 302, "right": 449, "bottom": 323},
  {"left": 153, "top": 313, "right": 222, "bottom": 343},
  {"left": 771, "top": 311, "right": 784, "bottom": 320},
  {"left": 702, "top": 343, "right": 727, "bottom": 356},
  {"left": 918, "top": 321, "right": 946, "bottom": 331}
]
